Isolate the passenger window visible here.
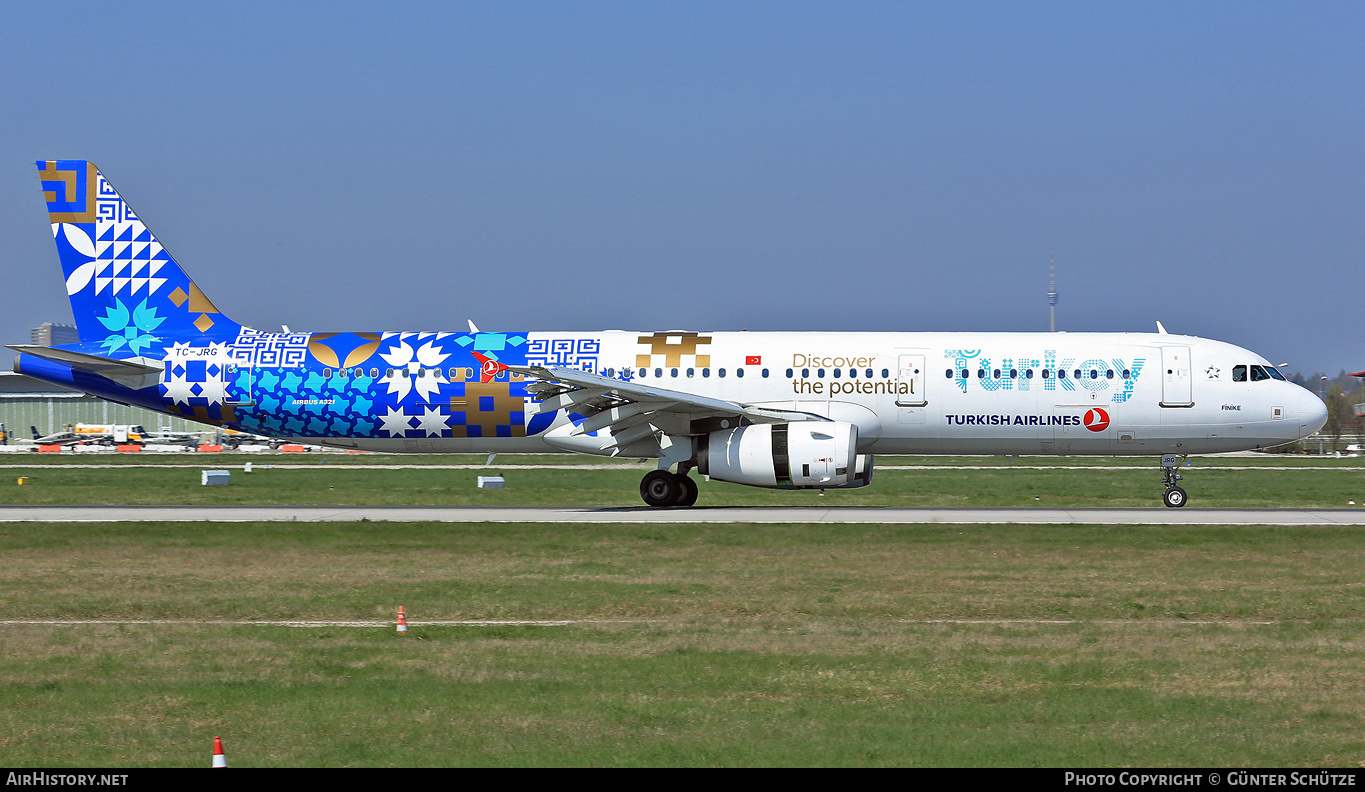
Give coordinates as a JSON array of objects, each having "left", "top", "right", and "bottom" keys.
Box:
[
  {"left": 719, "top": 369, "right": 726, "bottom": 378},
  {"left": 946, "top": 369, "right": 953, "bottom": 378},
  {"left": 737, "top": 368, "right": 745, "bottom": 378},
  {"left": 977, "top": 369, "right": 985, "bottom": 379},
  {"left": 789, "top": 369, "right": 796, "bottom": 378},
  {"left": 762, "top": 369, "right": 769, "bottom": 378},
  {"left": 1090, "top": 369, "right": 1098, "bottom": 379},
  {"left": 1074, "top": 369, "right": 1082, "bottom": 379},
  {"left": 1025, "top": 369, "right": 1033, "bottom": 379},
  {"left": 1106, "top": 370, "right": 1114, "bottom": 379},
  {"left": 865, "top": 369, "right": 873, "bottom": 378},
  {"left": 1058, "top": 370, "right": 1067, "bottom": 379},
  {"left": 1042, "top": 369, "right": 1050, "bottom": 379},
  {"left": 323, "top": 368, "right": 332, "bottom": 378},
  {"left": 884, "top": 369, "right": 892, "bottom": 378},
  {"left": 702, "top": 368, "right": 710, "bottom": 378},
  {"left": 802, "top": 369, "right": 810, "bottom": 378},
  {"left": 993, "top": 369, "right": 1001, "bottom": 379},
  {"left": 833, "top": 369, "right": 841, "bottom": 378},
  {"left": 372, "top": 368, "right": 380, "bottom": 379},
  {"left": 1122, "top": 369, "right": 1130, "bottom": 379},
  {"left": 849, "top": 368, "right": 858, "bottom": 379},
  {"left": 686, "top": 368, "right": 694, "bottom": 378},
  {"left": 817, "top": 369, "right": 825, "bottom": 378},
  {"left": 671, "top": 368, "right": 678, "bottom": 377},
  {"left": 1233, "top": 365, "right": 1247, "bottom": 382}
]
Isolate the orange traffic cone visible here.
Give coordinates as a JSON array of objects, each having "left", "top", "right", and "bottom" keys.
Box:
[
  {"left": 397, "top": 606, "right": 408, "bottom": 633},
  {"left": 212, "top": 735, "right": 227, "bottom": 768}
]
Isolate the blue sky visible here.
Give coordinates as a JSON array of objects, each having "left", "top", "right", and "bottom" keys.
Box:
[{"left": 2, "top": 2, "right": 1361, "bottom": 376}]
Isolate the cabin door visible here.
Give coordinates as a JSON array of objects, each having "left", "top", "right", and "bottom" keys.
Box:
[{"left": 1160, "top": 346, "right": 1193, "bottom": 407}]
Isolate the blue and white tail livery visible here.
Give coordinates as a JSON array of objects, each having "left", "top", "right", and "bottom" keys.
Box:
[{"left": 14, "top": 161, "right": 1328, "bottom": 507}]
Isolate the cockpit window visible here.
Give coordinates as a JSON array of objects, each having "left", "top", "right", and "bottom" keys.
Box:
[
  {"left": 1233, "top": 365, "right": 1247, "bottom": 382},
  {"left": 1266, "top": 365, "right": 1285, "bottom": 381},
  {"left": 1250, "top": 365, "right": 1272, "bottom": 382}
]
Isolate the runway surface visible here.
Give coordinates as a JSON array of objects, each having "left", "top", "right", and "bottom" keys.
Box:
[{"left": 4, "top": 505, "right": 1365, "bottom": 525}]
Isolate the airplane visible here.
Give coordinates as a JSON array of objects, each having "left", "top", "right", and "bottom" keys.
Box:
[
  {"left": 10, "top": 160, "right": 1328, "bottom": 507},
  {"left": 28, "top": 425, "right": 84, "bottom": 447}
]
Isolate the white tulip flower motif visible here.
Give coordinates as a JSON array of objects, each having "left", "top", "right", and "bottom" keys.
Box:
[{"left": 379, "top": 339, "right": 450, "bottom": 403}]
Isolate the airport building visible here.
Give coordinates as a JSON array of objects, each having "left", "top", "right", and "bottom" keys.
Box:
[
  {"left": 0, "top": 371, "right": 208, "bottom": 442},
  {"left": 30, "top": 322, "right": 80, "bottom": 347}
]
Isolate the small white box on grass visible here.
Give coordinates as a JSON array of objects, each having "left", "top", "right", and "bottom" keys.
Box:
[
  {"left": 201, "top": 470, "right": 230, "bottom": 486},
  {"left": 477, "top": 476, "right": 505, "bottom": 488}
]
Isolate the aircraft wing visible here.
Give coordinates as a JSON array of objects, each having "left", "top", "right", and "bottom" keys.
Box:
[
  {"left": 8, "top": 345, "right": 162, "bottom": 391},
  {"left": 511, "top": 364, "right": 825, "bottom": 452}
]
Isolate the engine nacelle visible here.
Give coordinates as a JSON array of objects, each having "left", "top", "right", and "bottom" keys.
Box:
[{"left": 697, "top": 422, "right": 860, "bottom": 489}]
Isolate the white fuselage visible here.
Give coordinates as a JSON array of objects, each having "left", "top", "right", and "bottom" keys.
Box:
[{"left": 332, "top": 331, "right": 1326, "bottom": 456}]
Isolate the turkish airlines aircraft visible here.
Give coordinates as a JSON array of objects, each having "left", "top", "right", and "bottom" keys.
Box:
[{"left": 12, "top": 161, "right": 1327, "bottom": 507}]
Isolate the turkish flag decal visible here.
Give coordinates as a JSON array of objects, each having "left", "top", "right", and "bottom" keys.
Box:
[
  {"left": 746, "top": 355, "right": 762, "bottom": 365},
  {"left": 1083, "top": 407, "right": 1110, "bottom": 432}
]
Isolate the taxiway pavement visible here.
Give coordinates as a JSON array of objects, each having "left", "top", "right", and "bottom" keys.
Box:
[{"left": 3, "top": 506, "right": 1365, "bottom": 525}]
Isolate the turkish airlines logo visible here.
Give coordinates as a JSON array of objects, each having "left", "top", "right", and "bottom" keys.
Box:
[
  {"left": 1083, "top": 408, "right": 1110, "bottom": 432},
  {"left": 471, "top": 352, "right": 508, "bottom": 383}
]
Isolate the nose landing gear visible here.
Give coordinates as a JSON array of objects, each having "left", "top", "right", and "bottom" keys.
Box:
[{"left": 1160, "top": 454, "right": 1187, "bottom": 508}]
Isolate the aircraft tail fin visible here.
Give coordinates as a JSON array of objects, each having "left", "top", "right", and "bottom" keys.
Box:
[{"left": 37, "top": 160, "right": 242, "bottom": 351}]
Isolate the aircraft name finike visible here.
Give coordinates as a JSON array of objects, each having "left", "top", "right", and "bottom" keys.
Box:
[{"left": 12, "top": 161, "right": 1327, "bottom": 508}]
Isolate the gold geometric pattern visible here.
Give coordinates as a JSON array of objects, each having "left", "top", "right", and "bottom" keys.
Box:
[
  {"left": 307, "top": 333, "right": 382, "bottom": 368},
  {"left": 448, "top": 382, "right": 526, "bottom": 438},
  {"left": 636, "top": 332, "right": 713, "bottom": 368},
  {"left": 193, "top": 314, "right": 216, "bottom": 333},
  {"left": 187, "top": 283, "right": 220, "bottom": 314},
  {"left": 40, "top": 161, "right": 97, "bottom": 223}
]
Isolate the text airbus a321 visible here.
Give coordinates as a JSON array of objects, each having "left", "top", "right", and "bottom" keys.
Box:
[{"left": 11, "top": 161, "right": 1328, "bottom": 507}]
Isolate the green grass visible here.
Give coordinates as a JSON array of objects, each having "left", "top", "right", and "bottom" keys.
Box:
[
  {"left": 2, "top": 455, "right": 1363, "bottom": 507},
  {"left": 2, "top": 520, "right": 1365, "bottom": 766}
]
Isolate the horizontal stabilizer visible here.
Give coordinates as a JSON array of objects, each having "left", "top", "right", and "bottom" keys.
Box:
[{"left": 8, "top": 345, "right": 161, "bottom": 391}]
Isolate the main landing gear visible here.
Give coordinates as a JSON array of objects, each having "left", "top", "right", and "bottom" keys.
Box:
[
  {"left": 640, "top": 469, "right": 699, "bottom": 508},
  {"left": 1160, "top": 454, "right": 1187, "bottom": 508}
]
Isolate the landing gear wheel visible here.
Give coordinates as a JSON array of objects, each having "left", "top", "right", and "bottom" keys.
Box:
[
  {"left": 641, "top": 470, "right": 679, "bottom": 508},
  {"left": 1163, "top": 486, "right": 1187, "bottom": 508},
  {"left": 674, "top": 475, "right": 699, "bottom": 507}
]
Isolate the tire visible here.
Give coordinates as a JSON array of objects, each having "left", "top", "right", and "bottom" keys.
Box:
[
  {"left": 1163, "top": 486, "right": 1187, "bottom": 508},
  {"left": 640, "top": 470, "right": 679, "bottom": 508},
  {"left": 675, "top": 475, "right": 699, "bottom": 507}
]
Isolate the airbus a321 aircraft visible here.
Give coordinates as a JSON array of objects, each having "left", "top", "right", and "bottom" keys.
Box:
[{"left": 11, "top": 161, "right": 1328, "bottom": 507}]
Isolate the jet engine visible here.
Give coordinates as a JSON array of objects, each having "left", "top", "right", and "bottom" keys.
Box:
[{"left": 696, "top": 422, "right": 868, "bottom": 489}]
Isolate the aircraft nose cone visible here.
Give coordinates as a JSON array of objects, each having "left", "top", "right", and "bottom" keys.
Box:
[{"left": 1300, "top": 388, "right": 1328, "bottom": 437}]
